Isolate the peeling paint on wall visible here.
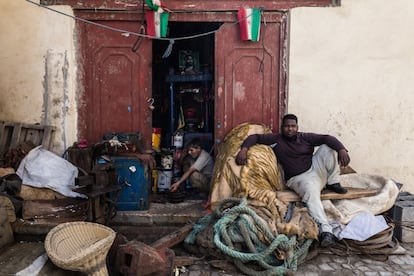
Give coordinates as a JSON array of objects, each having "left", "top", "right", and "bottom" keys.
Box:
[
  {"left": 0, "top": 1, "right": 77, "bottom": 155},
  {"left": 41, "top": 50, "right": 71, "bottom": 153},
  {"left": 234, "top": 81, "right": 246, "bottom": 102}
]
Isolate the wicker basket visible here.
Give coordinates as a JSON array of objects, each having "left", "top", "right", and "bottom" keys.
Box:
[{"left": 45, "top": 221, "right": 116, "bottom": 276}]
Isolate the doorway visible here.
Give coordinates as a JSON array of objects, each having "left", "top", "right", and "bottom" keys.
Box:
[
  {"left": 77, "top": 12, "right": 287, "bottom": 152},
  {"left": 152, "top": 22, "right": 219, "bottom": 151}
]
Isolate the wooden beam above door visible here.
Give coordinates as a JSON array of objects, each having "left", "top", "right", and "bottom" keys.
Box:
[{"left": 40, "top": 0, "right": 340, "bottom": 11}]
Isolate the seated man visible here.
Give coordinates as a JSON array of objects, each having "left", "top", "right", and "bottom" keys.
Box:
[
  {"left": 235, "top": 113, "right": 350, "bottom": 248},
  {"left": 170, "top": 138, "right": 214, "bottom": 196}
]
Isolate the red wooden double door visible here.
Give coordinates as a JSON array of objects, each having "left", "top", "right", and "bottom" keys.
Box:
[{"left": 77, "top": 12, "right": 287, "bottom": 150}]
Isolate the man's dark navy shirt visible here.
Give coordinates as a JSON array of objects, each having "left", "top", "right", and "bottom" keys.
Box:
[{"left": 241, "top": 132, "right": 346, "bottom": 180}]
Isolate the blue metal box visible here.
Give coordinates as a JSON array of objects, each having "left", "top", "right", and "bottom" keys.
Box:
[{"left": 112, "top": 157, "right": 149, "bottom": 211}]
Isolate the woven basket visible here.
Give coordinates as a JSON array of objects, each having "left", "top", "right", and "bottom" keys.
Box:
[{"left": 45, "top": 221, "right": 116, "bottom": 276}]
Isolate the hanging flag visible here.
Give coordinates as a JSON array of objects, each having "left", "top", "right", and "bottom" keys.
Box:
[
  {"left": 237, "top": 8, "right": 262, "bottom": 42},
  {"left": 145, "top": 10, "right": 169, "bottom": 38},
  {"left": 145, "top": 0, "right": 163, "bottom": 11}
]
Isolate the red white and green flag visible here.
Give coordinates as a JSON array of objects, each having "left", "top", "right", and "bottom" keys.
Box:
[
  {"left": 145, "top": 0, "right": 163, "bottom": 11},
  {"left": 237, "top": 8, "right": 262, "bottom": 42},
  {"left": 145, "top": 10, "right": 169, "bottom": 38}
]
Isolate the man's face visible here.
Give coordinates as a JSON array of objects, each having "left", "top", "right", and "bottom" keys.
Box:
[
  {"left": 186, "top": 55, "right": 194, "bottom": 66},
  {"left": 281, "top": 118, "right": 298, "bottom": 138},
  {"left": 188, "top": 146, "right": 201, "bottom": 159}
]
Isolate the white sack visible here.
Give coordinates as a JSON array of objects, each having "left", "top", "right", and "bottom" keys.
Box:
[
  {"left": 17, "top": 146, "right": 85, "bottom": 198},
  {"left": 323, "top": 173, "right": 399, "bottom": 225}
]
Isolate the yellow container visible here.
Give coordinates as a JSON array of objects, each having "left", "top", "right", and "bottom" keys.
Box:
[
  {"left": 152, "top": 169, "right": 158, "bottom": 193},
  {"left": 152, "top": 128, "right": 161, "bottom": 151}
]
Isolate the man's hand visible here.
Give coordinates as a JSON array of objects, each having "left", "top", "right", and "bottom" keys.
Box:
[
  {"left": 338, "top": 149, "right": 350, "bottom": 167},
  {"left": 170, "top": 182, "right": 180, "bottom": 192},
  {"left": 235, "top": 147, "right": 248, "bottom": 165}
]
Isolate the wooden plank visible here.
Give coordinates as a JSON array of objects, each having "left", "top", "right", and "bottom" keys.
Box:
[
  {"left": 74, "top": 184, "right": 121, "bottom": 198},
  {"left": 151, "top": 224, "right": 193, "bottom": 250},
  {"left": 276, "top": 187, "right": 380, "bottom": 202},
  {"left": 25, "top": 128, "right": 41, "bottom": 146},
  {"left": 41, "top": 125, "right": 55, "bottom": 150},
  {"left": 20, "top": 123, "right": 45, "bottom": 130},
  {"left": 22, "top": 198, "right": 88, "bottom": 221},
  {"left": 0, "top": 121, "right": 8, "bottom": 157},
  {"left": 9, "top": 123, "right": 22, "bottom": 149}
]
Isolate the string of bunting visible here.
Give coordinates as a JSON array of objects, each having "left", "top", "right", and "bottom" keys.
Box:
[{"left": 25, "top": 0, "right": 264, "bottom": 58}]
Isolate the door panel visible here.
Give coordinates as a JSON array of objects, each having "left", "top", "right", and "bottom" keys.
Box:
[
  {"left": 215, "top": 19, "right": 286, "bottom": 145},
  {"left": 82, "top": 21, "right": 152, "bottom": 148}
]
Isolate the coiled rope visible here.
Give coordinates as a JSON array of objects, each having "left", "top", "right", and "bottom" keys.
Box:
[{"left": 186, "top": 197, "right": 314, "bottom": 275}]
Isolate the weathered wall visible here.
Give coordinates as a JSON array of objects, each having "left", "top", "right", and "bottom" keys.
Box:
[
  {"left": 0, "top": 1, "right": 77, "bottom": 153},
  {"left": 289, "top": 0, "right": 414, "bottom": 193}
]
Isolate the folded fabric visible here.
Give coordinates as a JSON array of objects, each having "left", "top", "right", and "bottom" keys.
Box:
[{"left": 338, "top": 211, "right": 389, "bottom": 241}]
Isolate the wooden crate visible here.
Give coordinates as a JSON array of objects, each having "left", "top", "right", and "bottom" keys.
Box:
[{"left": 0, "top": 121, "right": 56, "bottom": 164}]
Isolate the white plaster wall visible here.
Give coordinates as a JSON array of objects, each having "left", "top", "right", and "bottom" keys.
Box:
[
  {"left": 289, "top": 0, "right": 414, "bottom": 193},
  {"left": 0, "top": 0, "right": 77, "bottom": 153}
]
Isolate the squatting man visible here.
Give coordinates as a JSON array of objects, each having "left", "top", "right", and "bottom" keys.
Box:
[
  {"left": 235, "top": 114, "right": 350, "bottom": 247},
  {"left": 170, "top": 138, "right": 214, "bottom": 197}
]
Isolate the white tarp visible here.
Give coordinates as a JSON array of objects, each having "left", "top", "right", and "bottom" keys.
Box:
[
  {"left": 323, "top": 173, "right": 399, "bottom": 225},
  {"left": 16, "top": 146, "right": 85, "bottom": 198}
]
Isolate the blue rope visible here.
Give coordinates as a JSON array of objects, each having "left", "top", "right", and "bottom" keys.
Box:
[{"left": 184, "top": 213, "right": 215, "bottom": 244}]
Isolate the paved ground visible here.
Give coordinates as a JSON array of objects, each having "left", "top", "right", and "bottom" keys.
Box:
[
  {"left": 296, "top": 249, "right": 414, "bottom": 276},
  {"left": 112, "top": 199, "right": 414, "bottom": 276},
  {"left": 112, "top": 198, "right": 414, "bottom": 275},
  {"left": 2, "top": 198, "right": 413, "bottom": 275},
  {"left": 1, "top": 241, "right": 412, "bottom": 275},
  {"left": 296, "top": 243, "right": 414, "bottom": 276},
  {"left": 176, "top": 242, "right": 414, "bottom": 275}
]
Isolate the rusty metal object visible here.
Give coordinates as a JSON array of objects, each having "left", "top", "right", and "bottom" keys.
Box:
[{"left": 116, "top": 240, "right": 175, "bottom": 275}]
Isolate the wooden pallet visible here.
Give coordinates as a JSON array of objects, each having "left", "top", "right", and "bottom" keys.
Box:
[{"left": 0, "top": 121, "right": 56, "bottom": 159}]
